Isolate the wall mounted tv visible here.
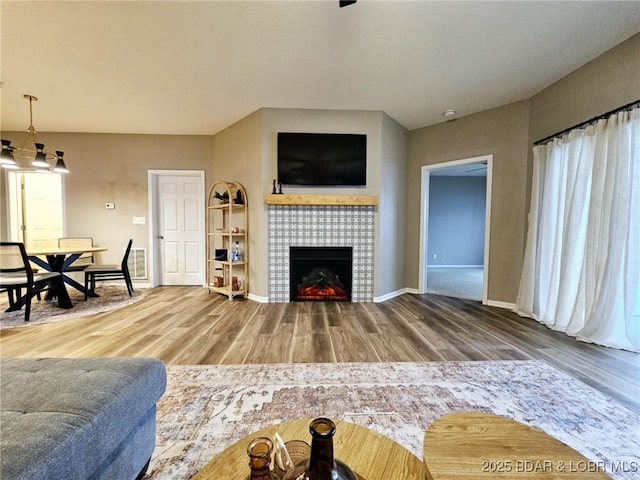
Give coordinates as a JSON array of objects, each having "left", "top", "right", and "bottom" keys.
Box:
[{"left": 277, "top": 132, "right": 367, "bottom": 186}]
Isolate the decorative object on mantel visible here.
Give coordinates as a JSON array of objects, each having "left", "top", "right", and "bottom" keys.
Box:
[
  {"left": 264, "top": 194, "right": 378, "bottom": 206},
  {"left": 1, "top": 94, "right": 69, "bottom": 173},
  {"left": 272, "top": 179, "right": 284, "bottom": 195}
]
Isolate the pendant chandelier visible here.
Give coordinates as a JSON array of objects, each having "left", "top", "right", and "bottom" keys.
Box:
[{"left": 1, "top": 94, "right": 69, "bottom": 173}]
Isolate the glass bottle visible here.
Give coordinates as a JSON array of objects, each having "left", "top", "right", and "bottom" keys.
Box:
[
  {"left": 282, "top": 418, "right": 357, "bottom": 480},
  {"left": 246, "top": 437, "right": 276, "bottom": 480},
  {"left": 232, "top": 241, "right": 242, "bottom": 262}
]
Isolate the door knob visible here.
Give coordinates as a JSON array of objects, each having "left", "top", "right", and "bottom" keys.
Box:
[{"left": 157, "top": 235, "right": 164, "bottom": 239}]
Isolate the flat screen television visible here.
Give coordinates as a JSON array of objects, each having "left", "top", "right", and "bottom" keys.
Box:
[{"left": 277, "top": 132, "right": 367, "bottom": 186}]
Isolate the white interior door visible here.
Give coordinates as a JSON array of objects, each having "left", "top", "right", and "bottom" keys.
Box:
[
  {"left": 7, "top": 172, "right": 64, "bottom": 249},
  {"left": 157, "top": 174, "right": 205, "bottom": 285}
]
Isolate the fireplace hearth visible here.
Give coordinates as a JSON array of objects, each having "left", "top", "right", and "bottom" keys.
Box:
[{"left": 290, "top": 247, "right": 352, "bottom": 302}]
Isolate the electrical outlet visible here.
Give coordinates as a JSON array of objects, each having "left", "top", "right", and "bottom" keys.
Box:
[
  {"left": 433, "top": 254, "right": 437, "bottom": 259},
  {"left": 133, "top": 216, "right": 146, "bottom": 225}
]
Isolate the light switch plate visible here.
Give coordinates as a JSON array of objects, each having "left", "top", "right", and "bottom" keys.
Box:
[
  {"left": 133, "top": 216, "right": 146, "bottom": 224},
  {"left": 106, "top": 203, "right": 115, "bottom": 209}
]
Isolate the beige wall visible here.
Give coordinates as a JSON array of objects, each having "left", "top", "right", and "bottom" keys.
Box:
[
  {"left": 407, "top": 101, "right": 531, "bottom": 304},
  {"left": 530, "top": 33, "right": 640, "bottom": 143},
  {"left": 210, "top": 110, "right": 264, "bottom": 297},
  {"left": 211, "top": 107, "right": 409, "bottom": 299},
  {"left": 1, "top": 132, "right": 212, "bottom": 270},
  {"left": 2, "top": 33, "right": 636, "bottom": 301},
  {"left": 379, "top": 113, "right": 409, "bottom": 296},
  {"left": 404, "top": 32, "right": 639, "bottom": 305},
  {"left": 259, "top": 108, "right": 389, "bottom": 298}
]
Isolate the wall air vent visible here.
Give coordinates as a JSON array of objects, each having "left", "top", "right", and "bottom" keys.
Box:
[{"left": 127, "top": 248, "right": 147, "bottom": 279}]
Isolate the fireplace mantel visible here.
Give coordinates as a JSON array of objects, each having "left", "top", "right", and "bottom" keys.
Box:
[{"left": 265, "top": 194, "right": 378, "bottom": 206}]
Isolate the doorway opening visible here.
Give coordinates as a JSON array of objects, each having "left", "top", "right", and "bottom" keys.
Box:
[{"left": 419, "top": 155, "right": 493, "bottom": 303}]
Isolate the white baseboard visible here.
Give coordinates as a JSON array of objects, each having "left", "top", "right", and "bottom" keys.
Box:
[
  {"left": 248, "top": 293, "right": 269, "bottom": 303},
  {"left": 373, "top": 288, "right": 410, "bottom": 303},
  {"left": 427, "top": 265, "right": 484, "bottom": 268},
  {"left": 486, "top": 299, "right": 516, "bottom": 310}
]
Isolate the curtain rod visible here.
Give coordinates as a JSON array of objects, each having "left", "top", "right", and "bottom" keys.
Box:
[{"left": 533, "top": 99, "right": 640, "bottom": 146}]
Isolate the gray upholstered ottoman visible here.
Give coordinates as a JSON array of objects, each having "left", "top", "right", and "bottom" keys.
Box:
[{"left": 0, "top": 357, "right": 166, "bottom": 480}]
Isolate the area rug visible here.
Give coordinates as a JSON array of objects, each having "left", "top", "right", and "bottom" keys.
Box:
[
  {"left": 146, "top": 360, "right": 640, "bottom": 479},
  {"left": 0, "top": 285, "right": 147, "bottom": 328}
]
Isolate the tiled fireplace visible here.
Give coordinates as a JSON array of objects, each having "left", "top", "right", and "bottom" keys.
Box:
[{"left": 268, "top": 205, "right": 375, "bottom": 302}]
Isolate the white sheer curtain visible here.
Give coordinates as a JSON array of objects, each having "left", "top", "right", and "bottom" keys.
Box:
[{"left": 516, "top": 105, "right": 640, "bottom": 352}]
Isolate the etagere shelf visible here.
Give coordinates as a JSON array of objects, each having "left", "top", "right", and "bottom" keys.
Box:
[{"left": 206, "top": 181, "right": 248, "bottom": 300}]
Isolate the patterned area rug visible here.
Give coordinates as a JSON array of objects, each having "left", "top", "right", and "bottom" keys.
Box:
[
  {"left": 0, "top": 285, "right": 146, "bottom": 328},
  {"left": 146, "top": 361, "right": 640, "bottom": 479}
]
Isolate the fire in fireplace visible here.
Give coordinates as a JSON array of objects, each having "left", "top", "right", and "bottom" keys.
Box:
[{"left": 290, "top": 247, "right": 352, "bottom": 302}]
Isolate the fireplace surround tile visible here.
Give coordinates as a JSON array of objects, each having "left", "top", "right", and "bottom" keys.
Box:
[{"left": 268, "top": 205, "right": 374, "bottom": 302}]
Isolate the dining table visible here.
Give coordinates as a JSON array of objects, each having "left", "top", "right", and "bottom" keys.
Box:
[{"left": 27, "top": 246, "right": 108, "bottom": 302}]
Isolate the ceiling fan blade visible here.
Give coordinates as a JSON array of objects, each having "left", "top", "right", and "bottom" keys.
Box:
[{"left": 339, "top": 0, "right": 357, "bottom": 7}]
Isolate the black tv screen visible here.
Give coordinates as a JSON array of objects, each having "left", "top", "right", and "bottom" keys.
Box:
[{"left": 277, "top": 132, "right": 367, "bottom": 186}]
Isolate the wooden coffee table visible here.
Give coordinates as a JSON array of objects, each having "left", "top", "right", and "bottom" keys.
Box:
[
  {"left": 192, "top": 418, "right": 424, "bottom": 479},
  {"left": 423, "top": 412, "right": 610, "bottom": 479}
]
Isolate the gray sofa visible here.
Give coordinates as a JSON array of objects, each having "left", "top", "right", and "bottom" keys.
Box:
[{"left": 0, "top": 357, "right": 167, "bottom": 480}]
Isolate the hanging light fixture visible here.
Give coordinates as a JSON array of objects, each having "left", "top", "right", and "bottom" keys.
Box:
[{"left": 1, "top": 94, "right": 69, "bottom": 173}]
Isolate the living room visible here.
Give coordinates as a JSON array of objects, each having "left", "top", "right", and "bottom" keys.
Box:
[
  {"left": 1, "top": 2, "right": 639, "bottom": 479},
  {"left": 1, "top": 32, "right": 637, "bottom": 307}
]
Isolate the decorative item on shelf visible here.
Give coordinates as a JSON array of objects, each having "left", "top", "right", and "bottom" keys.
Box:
[
  {"left": 246, "top": 436, "right": 276, "bottom": 480},
  {"left": 1, "top": 94, "right": 69, "bottom": 173},
  {"left": 214, "top": 190, "right": 229, "bottom": 204},
  {"left": 278, "top": 182, "right": 283, "bottom": 194},
  {"left": 235, "top": 188, "right": 244, "bottom": 204},
  {"left": 232, "top": 277, "right": 242, "bottom": 291},
  {"left": 215, "top": 249, "right": 228, "bottom": 261},
  {"left": 281, "top": 418, "right": 357, "bottom": 480},
  {"left": 231, "top": 241, "right": 242, "bottom": 262},
  {"left": 272, "top": 179, "right": 278, "bottom": 194},
  {"left": 213, "top": 276, "right": 224, "bottom": 287}
]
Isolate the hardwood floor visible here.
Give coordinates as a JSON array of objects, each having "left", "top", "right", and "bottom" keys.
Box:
[{"left": 1, "top": 286, "right": 638, "bottom": 413}]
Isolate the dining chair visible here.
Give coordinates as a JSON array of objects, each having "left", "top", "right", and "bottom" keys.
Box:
[
  {"left": 83, "top": 239, "right": 134, "bottom": 300},
  {"left": 0, "top": 242, "right": 63, "bottom": 322},
  {"left": 58, "top": 237, "right": 95, "bottom": 271}
]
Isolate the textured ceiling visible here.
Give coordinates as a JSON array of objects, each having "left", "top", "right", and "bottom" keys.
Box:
[{"left": 1, "top": 1, "right": 638, "bottom": 136}]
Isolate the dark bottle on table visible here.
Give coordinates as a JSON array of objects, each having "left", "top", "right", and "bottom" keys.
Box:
[
  {"left": 282, "top": 417, "right": 357, "bottom": 480},
  {"left": 246, "top": 437, "right": 276, "bottom": 480}
]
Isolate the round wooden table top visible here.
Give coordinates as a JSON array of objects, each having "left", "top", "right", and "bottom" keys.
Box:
[
  {"left": 423, "top": 412, "right": 610, "bottom": 479},
  {"left": 192, "top": 418, "right": 424, "bottom": 479}
]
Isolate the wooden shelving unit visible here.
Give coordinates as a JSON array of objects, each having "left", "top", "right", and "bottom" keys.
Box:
[{"left": 206, "top": 181, "right": 248, "bottom": 300}]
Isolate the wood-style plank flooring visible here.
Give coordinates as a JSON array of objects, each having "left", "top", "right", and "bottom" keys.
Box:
[{"left": 1, "top": 286, "right": 638, "bottom": 413}]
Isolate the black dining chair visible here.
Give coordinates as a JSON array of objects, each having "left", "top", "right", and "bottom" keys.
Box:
[
  {"left": 58, "top": 237, "right": 95, "bottom": 271},
  {"left": 0, "top": 242, "right": 65, "bottom": 322},
  {"left": 83, "top": 239, "right": 134, "bottom": 300}
]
